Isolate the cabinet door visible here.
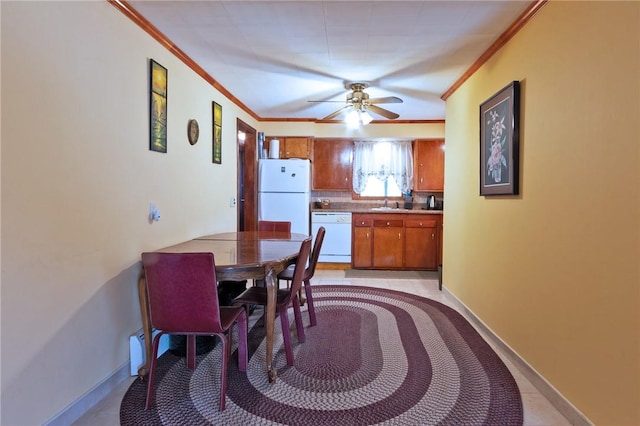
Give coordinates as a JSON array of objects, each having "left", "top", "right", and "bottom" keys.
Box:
[
  {"left": 312, "top": 139, "right": 353, "bottom": 190},
  {"left": 282, "top": 137, "right": 310, "bottom": 159},
  {"left": 404, "top": 218, "right": 438, "bottom": 269},
  {"left": 414, "top": 139, "right": 445, "bottom": 192},
  {"left": 352, "top": 226, "right": 373, "bottom": 268},
  {"left": 373, "top": 221, "right": 404, "bottom": 268}
]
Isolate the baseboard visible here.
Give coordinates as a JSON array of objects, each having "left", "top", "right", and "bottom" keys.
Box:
[
  {"left": 44, "top": 362, "right": 131, "bottom": 426},
  {"left": 442, "top": 286, "right": 593, "bottom": 426},
  {"left": 317, "top": 262, "right": 350, "bottom": 270}
]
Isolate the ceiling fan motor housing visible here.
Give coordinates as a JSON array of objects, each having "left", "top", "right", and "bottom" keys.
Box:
[{"left": 315, "top": 81, "right": 401, "bottom": 121}]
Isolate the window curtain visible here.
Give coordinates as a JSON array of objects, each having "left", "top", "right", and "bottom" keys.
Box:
[{"left": 352, "top": 140, "right": 414, "bottom": 194}]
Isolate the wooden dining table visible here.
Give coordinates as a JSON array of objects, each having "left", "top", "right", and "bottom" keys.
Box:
[{"left": 137, "top": 231, "right": 310, "bottom": 383}]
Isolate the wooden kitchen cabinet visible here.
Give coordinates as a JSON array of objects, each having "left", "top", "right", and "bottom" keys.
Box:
[
  {"left": 414, "top": 139, "right": 445, "bottom": 192},
  {"left": 373, "top": 219, "right": 404, "bottom": 268},
  {"left": 352, "top": 213, "right": 442, "bottom": 270},
  {"left": 352, "top": 216, "right": 373, "bottom": 268},
  {"left": 312, "top": 138, "right": 353, "bottom": 191},
  {"left": 265, "top": 136, "right": 311, "bottom": 159},
  {"left": 405, "top": 218, "right": 438, "bottom": 269}
]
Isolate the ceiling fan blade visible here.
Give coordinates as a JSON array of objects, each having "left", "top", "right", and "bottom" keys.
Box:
[
  {"left": 368, "top": 96, "right": 403, "bottom": 104},
  {"left": 308, "top": 100, "right": 345, "bottom": 103},
  {"left": 321, "top": 105, "right": 351, "bottom": 120},
  {"left": 367, "top": 104, "right": 400, "bottom": 119}
]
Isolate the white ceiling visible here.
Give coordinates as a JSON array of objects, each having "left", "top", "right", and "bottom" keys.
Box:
[{"left": 128, "top": 1, "right": 532, "bottom": 122}]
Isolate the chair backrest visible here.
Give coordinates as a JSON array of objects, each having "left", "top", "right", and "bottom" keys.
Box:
[
  {"left": 258, "top": 220, "right": 291, "bottom": 232},
  {"left": 305, "top": 226, "right": 326, "bottom": 277},
  {"left": 141, "top": 252, "right": 223, "bottom": 333},
  {"left": 285, "top": 238, "right": 312, "bottom": 304}
]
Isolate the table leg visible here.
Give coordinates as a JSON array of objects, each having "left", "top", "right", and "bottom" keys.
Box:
[
  {"left": 137, "top": 274, "right": 152, "bottom": 380},
  {"left": 264, "top": 267, "right": 278, "bottom": 383}
]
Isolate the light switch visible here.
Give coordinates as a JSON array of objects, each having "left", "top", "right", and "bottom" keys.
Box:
[{"left": 149, "top": 203, "right": 161, "bottom": 222}]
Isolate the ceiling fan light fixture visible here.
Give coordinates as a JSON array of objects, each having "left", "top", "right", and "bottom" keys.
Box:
[
  {"left": 345, "top": 108, "right": 373, "bottom": 128},
  {"left": 360, "top": 110, "right": 373, "bottom": 125},
  {"left": 346, "top": 109, "right": 361, "bottom": 128},
  {"left": 313, "top": 82, "right": 401, "bottom": 122}
]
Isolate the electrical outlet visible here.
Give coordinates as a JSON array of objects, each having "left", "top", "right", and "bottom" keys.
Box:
[{"left": 230, "top": 197, "right": 237, "bottom": 207}]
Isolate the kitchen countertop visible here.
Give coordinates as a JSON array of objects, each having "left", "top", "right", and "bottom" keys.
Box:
[{"left": 312, "top": 203, "right": 443, "bottom": 215}]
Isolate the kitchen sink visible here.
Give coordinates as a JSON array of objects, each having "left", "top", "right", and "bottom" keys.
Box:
[{"left": 370, "top": 206, "right": 396, "bottom": 211}]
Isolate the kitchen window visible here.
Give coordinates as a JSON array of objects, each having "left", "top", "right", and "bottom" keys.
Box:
[{"left": 352, "top": 140, "right": 413, "bottom": 197}]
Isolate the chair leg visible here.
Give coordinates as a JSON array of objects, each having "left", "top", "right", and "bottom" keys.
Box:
[
  {"left": 237, "top": 311, "right": 248, "bottom": 372},
  {"left": 303, "top": 279, "right": 317, "bottom": 326},
  {"left": 292, "top": 296, "right": 306, "bottom": 343},
  {"left": 218, "top": 335, "right": 228, "bottom": 411},
  {"left": 186, "top": 335, "right": 196, "bottom": 370},
  {"left": 279, "top": 308, "right": 295, "bottom": 366},
  {"left": 145, "top": 332, "right": 163, "bottom": 410}
]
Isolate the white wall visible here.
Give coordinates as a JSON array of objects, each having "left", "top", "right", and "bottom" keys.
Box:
[
  {"left": 1, "top": 2, "right": 258, "bottom": 424},
  {"left": 259, "top": 121, "right": 445, "bottom": 139},
  {"left": 0, "top": 2, "right": 445, "bottom": 423}
]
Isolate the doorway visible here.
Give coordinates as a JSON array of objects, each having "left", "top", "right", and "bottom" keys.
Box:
[{"left": 236, "top": 119, "right": 257, "bottom": 231}]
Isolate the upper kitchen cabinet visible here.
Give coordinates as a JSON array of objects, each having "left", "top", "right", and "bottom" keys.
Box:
[
  {"left": 312, "top": 138, "right": 353, "bottom": 191},
  {"left": 414, "top": 139, "right": 445, "bottom": 192},
  {"left": 265, "top": 137, "right": 311, "bottom": 159}
]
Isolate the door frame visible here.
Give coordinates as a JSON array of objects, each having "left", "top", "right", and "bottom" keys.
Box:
[{"left": 236, "top": 119, "right": 257, "bottom": 231}]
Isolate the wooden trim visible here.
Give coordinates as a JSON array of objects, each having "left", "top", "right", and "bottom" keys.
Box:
[
  {"left": 260, "top": 118, "right": 317, "bottom": 123},
  {"left": 441, "top": 0, "right": 548, "bottom": 101},
  {"left": 314, "top": 119, "right": 445, "bottom": 125},
  {"left": 109, "top": 0, "right": 260, "bottom": 121}
]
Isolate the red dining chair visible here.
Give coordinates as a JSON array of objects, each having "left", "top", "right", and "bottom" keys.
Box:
[
  {"left": 258, "top": 220, "right": 291, "bottom": 232},
  {"left": 141, "top": 252, "right": 248, "bottom": 411},
  {"left": 277, "top": 226, "right": 325, "bottom": 327},
  {"left": 232, "top": 237, "right": 311, "bottom": 366}
]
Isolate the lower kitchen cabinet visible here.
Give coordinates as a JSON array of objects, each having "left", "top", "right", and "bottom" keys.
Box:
[
  {"left": 373, "top": 219, "right": 404, "bottom": 268},
  {"left": 404, "top": 218, "right": 438, "bottom": 269},
  {"left": 352, "top": 217, "right": 373, "bottom": 268},
  {"left": 352, "top": 213, "right": 441, "bottom": 270}
]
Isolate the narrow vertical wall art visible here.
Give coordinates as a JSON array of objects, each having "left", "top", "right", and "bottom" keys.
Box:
[
  {"left": 212, "top": 101, "right": 222, "bottom": 164},
  {"left": 149, "top": 59, "right": 168, "bottom": 153}
]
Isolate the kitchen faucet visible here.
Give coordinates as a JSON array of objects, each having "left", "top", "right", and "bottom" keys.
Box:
[{"left": 384, "top": 199, "right": 388, "bottom": 208}]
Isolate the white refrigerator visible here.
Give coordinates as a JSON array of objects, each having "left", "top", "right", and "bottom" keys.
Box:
[{"left": 258, "top": 159, "right": 311, "bottom": 235}]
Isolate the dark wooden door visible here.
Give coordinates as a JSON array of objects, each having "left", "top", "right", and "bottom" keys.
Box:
[{"left": 237, "top": 119, "right": 257, "bottom": 231}]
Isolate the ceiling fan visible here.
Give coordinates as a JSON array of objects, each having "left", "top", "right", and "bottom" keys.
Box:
[{"left": 310, "top": 82, "right": 403, "bottom": 123}]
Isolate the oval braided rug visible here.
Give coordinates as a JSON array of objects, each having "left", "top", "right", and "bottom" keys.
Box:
[{"left": 121, "top": 285, "right": 523, "bottom": 425}]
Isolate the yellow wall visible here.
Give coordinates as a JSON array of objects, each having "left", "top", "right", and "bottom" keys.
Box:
[
  {"left": 0, "top": 2, "right": 260, "bottom": 423},
  {"left": 443, "top": 2, "right": 639, "bottom": 424}
]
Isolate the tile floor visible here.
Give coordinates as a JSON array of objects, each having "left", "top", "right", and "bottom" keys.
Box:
[{"left": 73, "top": 269, "right": 572, "bottom": 425}]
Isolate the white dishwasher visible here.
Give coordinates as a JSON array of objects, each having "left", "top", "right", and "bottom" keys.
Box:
[{"left": 311, "top": 212, "right": 352, "bottom": 263}]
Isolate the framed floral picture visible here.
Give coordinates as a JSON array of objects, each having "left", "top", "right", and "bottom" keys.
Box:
[
  {"left": 480, "top": 81, "right": 520, "bottom": 196},
  {"left": 149, "top": 59, "right": 168, "bottom": 153}
]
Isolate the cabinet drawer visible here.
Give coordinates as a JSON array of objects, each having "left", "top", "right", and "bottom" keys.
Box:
[
  {"left": 354, "top": 218, "right": 373, "bottom": 227},
  {"left": 405, "top": 218, "right": 437, "bottom": 228},
  {"left": 373, "top": 219, "right": 404, "bottom": 227}
]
